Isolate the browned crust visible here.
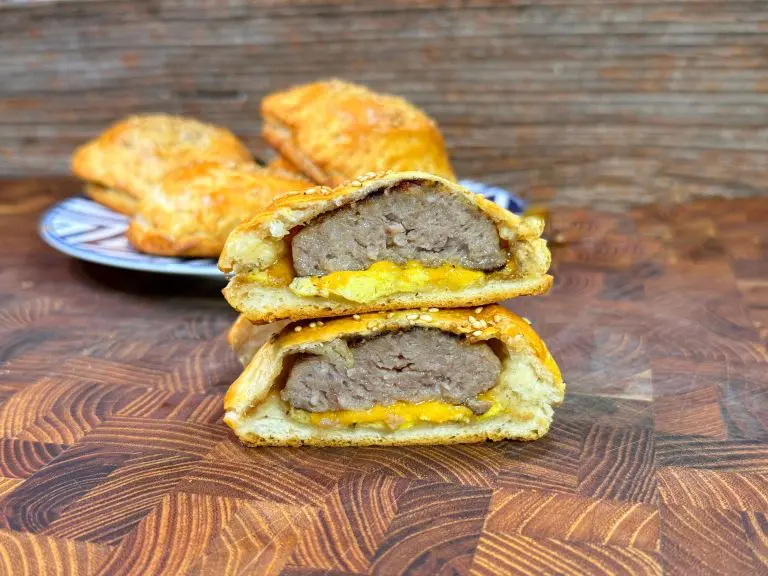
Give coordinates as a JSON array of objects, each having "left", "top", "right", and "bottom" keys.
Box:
[
  {"left": 71, "top": 114, "right": 253, "bottom": 200},
  {"left": 126, "top": 161, "right": 312, "bottom": 257},
  {"left": 84, "top": 183, "right": 138, "bottom": 216},
  {"left": 261, "top": 80, "right": 455, "bottom": 186}
]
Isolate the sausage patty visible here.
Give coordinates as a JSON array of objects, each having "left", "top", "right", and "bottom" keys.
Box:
[
  {"left": 291, "top": 181, "right": 507, "bottom": 276},
  {"left": 282, "top": 328, "right": 502, "bottom": 414}
]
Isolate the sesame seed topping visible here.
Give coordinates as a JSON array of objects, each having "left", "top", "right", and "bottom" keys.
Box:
[
  {"left": 353, "top": 314, "right": 361, "bottom": 320},
  {"left": 309, "top": 322, "right": 317, "bottom": 328},
  {"left": 406, "top": 313, "right": 419, "bottom": 320},
  {"left": 428, "top": 307, "right": 439, "bottom": 313},
  {"left": 475, "top": 307, "right": 483, "bottom": 314},
  {"left": 472, "top": 330, "right": 483, "bottom": 337},
  {"left": 420, "top": 314, "right": 433, "bottom": 322},
  {"left": 469, "top": 315, "right": 477, "bottom": 323},
  {"left": 350, "top": 180, "right": 361, "bottom": 187},
  {"left": 523, "top": 317, "right": 532, "bottom": 324},
  {"left": 294, "top": 326, "right": 302, "bottom": 332},
  {"left": 494, "top": 314, "right": 503, "bottom": 323}
]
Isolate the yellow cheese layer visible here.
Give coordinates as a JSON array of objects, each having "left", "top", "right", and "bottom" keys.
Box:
[
  {"left": 302, "top": 391, "right": 504, "bottom": 431},
  {"left": 244, "top": 257, "right": 295, "bottom": 287},
  {"left": 289, "top": 260, "right": 486, "bottom": 304}
]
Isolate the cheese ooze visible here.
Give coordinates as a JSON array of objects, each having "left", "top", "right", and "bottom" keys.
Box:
[{"left": 289, "top": 260, "right": 486, "bottom": 303}]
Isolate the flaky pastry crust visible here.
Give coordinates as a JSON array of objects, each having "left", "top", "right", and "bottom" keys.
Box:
[
  {"left": 262, "top": 80, "right": 455, "bottom": 185},
  {"left": 72, "top": 114, "right": 253, "bottom": 201},
  {"left": 126, "top": 161, "right": 312, "bottom": 257}
]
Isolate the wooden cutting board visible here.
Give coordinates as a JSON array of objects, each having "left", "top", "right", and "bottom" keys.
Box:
[{"left": 0, "top": 180, "right": 766, "bottom": 576}]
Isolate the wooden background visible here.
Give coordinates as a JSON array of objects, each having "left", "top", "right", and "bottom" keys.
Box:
[
  {"left": 1, "top": 179, "right": 767, "bottom": 575},
  {"left": 2, "top": 0, "right": 768, "bottom": 209}
]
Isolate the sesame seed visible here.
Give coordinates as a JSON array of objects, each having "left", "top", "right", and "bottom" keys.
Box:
[
  {"left": 469, "top": 315, "right": 477, "bottom": 323},
  {"left": 472, "top": 330, "right": 483, "bottom": 337},
  {"left": 428, "top": 307, "right": 439, "bottom": 313},
  {"left": 317, "top": 321, "right": 324, "bottom": 326},
  {"left": 353, "top": 314, "right": 361, "bottom": 320},
  {"left": 309, "top": 322, "right": 317, "bottom": 328},
  {"left": 523, "top": 317, "right": 532, "bottom": 324},
  {"left": 494, "top": 314, "right": 503, "bottom": 323},
  {"left": 294, "top": 326, "right": 302, "bottom": 332},
  {"left": 406, "top": 313, "right": 419, "bottom": 320},
  {"left": 350, "top": 180, "right": 361, "bottom": 187},
  {"left": 475, "top": 307, "right": 483, "bottom": 314},
  {"left": 420, "top": 314, "right": 433, "bottom": 322}
]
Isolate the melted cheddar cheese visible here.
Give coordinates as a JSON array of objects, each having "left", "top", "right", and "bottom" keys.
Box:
[
  {"left": 245, "top": 258, "right": 295, "bottom": 287},
  {"left": 289, "top": 260, "right": 485, "bottom": 304},
  {"left": 296, "top": 391, "right": 504, "bottom": 431}
]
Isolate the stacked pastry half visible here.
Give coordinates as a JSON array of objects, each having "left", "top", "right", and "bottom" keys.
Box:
[{"left": 219, "top": 169, "right": 563, "bottom": 447}]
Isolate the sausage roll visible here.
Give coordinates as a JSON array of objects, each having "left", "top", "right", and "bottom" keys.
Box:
[
  {"left": 126, "top": 161, "right": 312, "bottom": 257},
  {"left": 219, "top": 171, "right": 551, "bottom": 324},
  {"left": 72, "top": 114, "right": 253, "bottom": 214},
  {"left": 261, "top": 80, "right": 455, "bottom": 185},
  {"left": 224, "top": 306, "right": 564, "bottom": 447}
]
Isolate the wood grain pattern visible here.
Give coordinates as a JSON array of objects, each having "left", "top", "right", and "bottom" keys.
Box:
[
  {"left": 2, "top": 2, "right": 768, "bottom": 209},
  {"left": 0, "top": 179, "right": 767, "bottom": 574}
]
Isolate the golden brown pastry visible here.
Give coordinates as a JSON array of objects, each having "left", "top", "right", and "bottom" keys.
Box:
[
  {"left": 224, "top": 306, "right": 564, "bottom": 447},
  {"left": 228, "top": 314, "right": 288, "bottom": 366},
  {"left": 262, "top": 80, "right": 455, "bottom": 185},
  {"left": 219, "top": 171, "right": 551, "bottom": 325},
  {"left": 84, "top": 183, "right": 138, "bottom": 216},
  {"left": 72, "top": 114, "right": 253, "bottom": 211},
  {"left": 126, "top": 162, "right": 312, "bottom": 257},
  {"left": 265, "top": 156, "right": 311, "bottom": 181}
]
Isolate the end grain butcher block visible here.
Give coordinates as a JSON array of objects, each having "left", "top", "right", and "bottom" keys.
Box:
[{"left": 0, "top": 178, "right": 767, "bottom": 576}]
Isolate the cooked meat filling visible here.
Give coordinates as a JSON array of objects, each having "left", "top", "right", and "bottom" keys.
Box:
[
  {"left": 283, "top": 328, "right": 501, "bottom": 414},
  {"left": 291, "top": 182, "right": 507, "bottom": 276}
]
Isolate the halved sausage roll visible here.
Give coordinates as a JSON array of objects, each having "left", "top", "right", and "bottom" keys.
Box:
[
  {"left": 224, "top": 305, "right": 564, "bottom": 447},
  {"left": 219, "top": 171, "right": 552, "bottom": 324}
]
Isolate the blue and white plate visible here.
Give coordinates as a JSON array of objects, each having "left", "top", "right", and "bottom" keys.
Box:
[{"left": 39, "top": 180, "right": 526, "bottom": 278}]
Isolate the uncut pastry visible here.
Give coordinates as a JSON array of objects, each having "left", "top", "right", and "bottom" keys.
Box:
[
  {"left": 126, "top": 162, "right": 311, "bottom": 257},
  {"left": 262, "top": 79, "right": 455, "bottom": 185},
  {"left": 224, "top": 306, "right": 564, "bottom": 447},
  {"left": 72, "top": 114, "right": 253, "bottom": 215},
  {"left": 219, "top": 171, "right": 551, "bottom": 324}
]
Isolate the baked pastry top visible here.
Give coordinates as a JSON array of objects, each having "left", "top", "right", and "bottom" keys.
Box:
[
  {"left": 262, "top": 80, "right": 456, "bottom": 186},
  {"left": 127, "top": 161, "right": 312, "bottom": 257},
  {"left": 72, "top": 114, "right": 253, "bottom": 201},
  {"left": 265, "top": 156, "right": 310, "bottom": 181}
]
